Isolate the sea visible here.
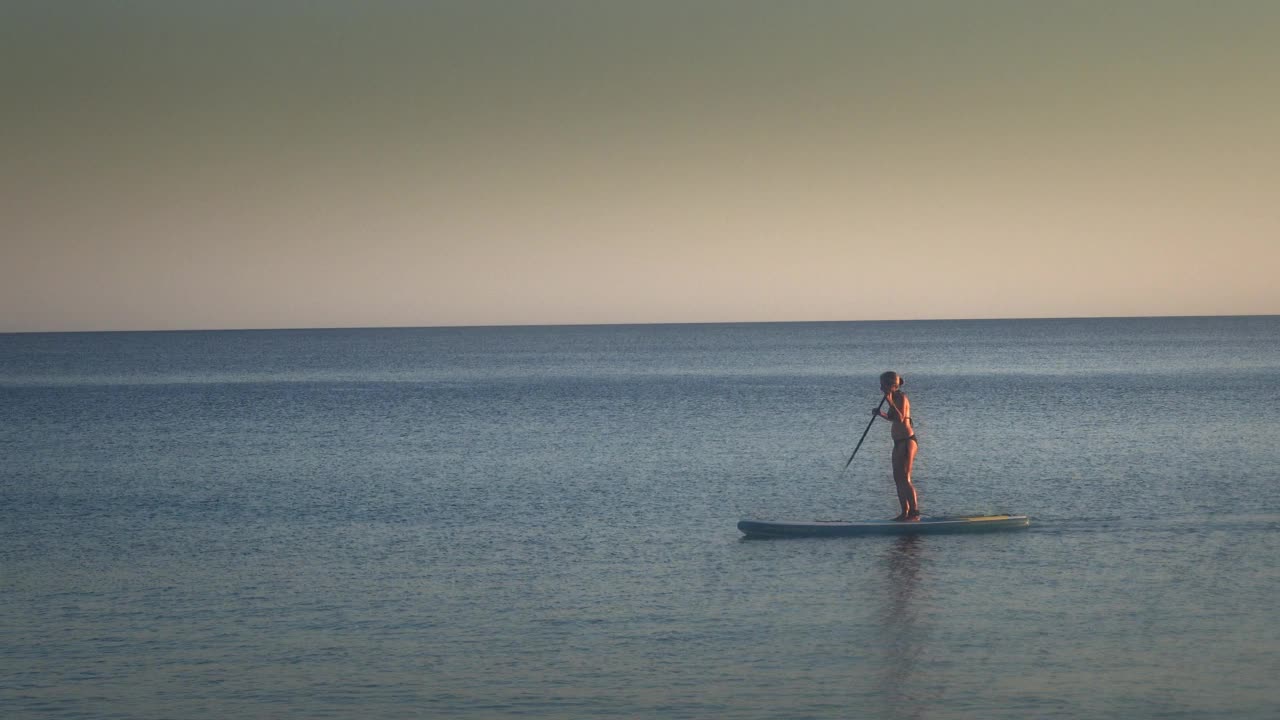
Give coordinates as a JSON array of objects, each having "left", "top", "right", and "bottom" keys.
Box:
[{"left": 2, "top": 316, "right": 1278, "bottom": 719}]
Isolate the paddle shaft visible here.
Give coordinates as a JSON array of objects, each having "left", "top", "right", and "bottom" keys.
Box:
[{"left": 842, "top": 397, "right": 886, "bottom": 473}]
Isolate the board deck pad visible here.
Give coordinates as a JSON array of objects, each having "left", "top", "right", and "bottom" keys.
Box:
[{"left": 737, "top": 514, "right": 1030, "bottom": 538}]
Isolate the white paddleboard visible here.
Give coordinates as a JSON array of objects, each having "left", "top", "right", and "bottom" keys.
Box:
[{"left": 738, "top": 514, "right": 1030, "bottom": 539}]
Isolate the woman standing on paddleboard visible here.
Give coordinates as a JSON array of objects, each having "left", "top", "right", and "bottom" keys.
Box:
[{"left": 874, "top": 371, "right": 919, "bottom": 521}]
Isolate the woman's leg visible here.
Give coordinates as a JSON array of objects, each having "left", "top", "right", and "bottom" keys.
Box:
[{"left": 893, "top": 439, "right": 919, "bottom": 518}]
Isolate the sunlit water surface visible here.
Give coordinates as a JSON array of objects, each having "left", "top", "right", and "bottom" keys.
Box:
[{"left": 3, "top": 317, "right": 1278, "bottom": 718}]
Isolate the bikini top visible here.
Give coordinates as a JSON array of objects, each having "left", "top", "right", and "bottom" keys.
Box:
[{"left": 886, "top": 401, "right": 911, "bottom": 424}]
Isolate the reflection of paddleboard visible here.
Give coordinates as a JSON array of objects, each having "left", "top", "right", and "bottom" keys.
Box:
[{"left": 737, "top": 514, "right": 1030, "bottom": 539}]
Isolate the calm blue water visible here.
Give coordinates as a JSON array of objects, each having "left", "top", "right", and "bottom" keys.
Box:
[{"left": 2, "top": 317, "right": 1278, "bottom": 719}]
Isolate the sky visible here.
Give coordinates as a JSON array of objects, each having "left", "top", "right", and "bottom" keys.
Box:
[{"left": 3, "top": 1, "right": 1278, "bottom": 332}]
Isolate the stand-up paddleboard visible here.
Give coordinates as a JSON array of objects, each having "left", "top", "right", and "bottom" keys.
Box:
[{"left": 738, "top": 514, "right": 1030, "bottom": 539}]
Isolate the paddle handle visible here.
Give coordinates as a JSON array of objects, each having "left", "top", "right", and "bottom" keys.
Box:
[{"left": 842, "top": 396, "right": 886, "bottom": 472}]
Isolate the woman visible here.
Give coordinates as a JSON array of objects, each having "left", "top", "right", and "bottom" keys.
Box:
[{"left": 874, "top": 371, "right": 919, "bottom": 521}]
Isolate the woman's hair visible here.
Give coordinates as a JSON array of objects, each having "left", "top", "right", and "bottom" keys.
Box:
[{"left": 880, "top": 371, "right": 904, "bottom": 389}]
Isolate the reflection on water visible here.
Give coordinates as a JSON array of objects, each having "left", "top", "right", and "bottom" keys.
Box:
[{"left": 877, "top": 535, "right": 928, "bottom": 718}]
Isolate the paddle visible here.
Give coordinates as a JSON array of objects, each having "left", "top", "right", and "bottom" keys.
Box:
[{"left": 840, "top": 396, "right": 886, "bottom": 476}]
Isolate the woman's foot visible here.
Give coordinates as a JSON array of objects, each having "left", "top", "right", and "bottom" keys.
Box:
[
  {"left": 891, "top": 513, "right": 908, "bottom": 522},
  {"left": 905, "top": 510, "right": 921, "bottom": 521}
]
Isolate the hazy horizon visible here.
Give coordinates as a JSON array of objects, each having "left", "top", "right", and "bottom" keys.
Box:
[
  {"left": 5, "top": 2, "right": 1278, "bottom": 333},
  {"left": 5, "top": 312, "right": 1278, "bottom": 337}
]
